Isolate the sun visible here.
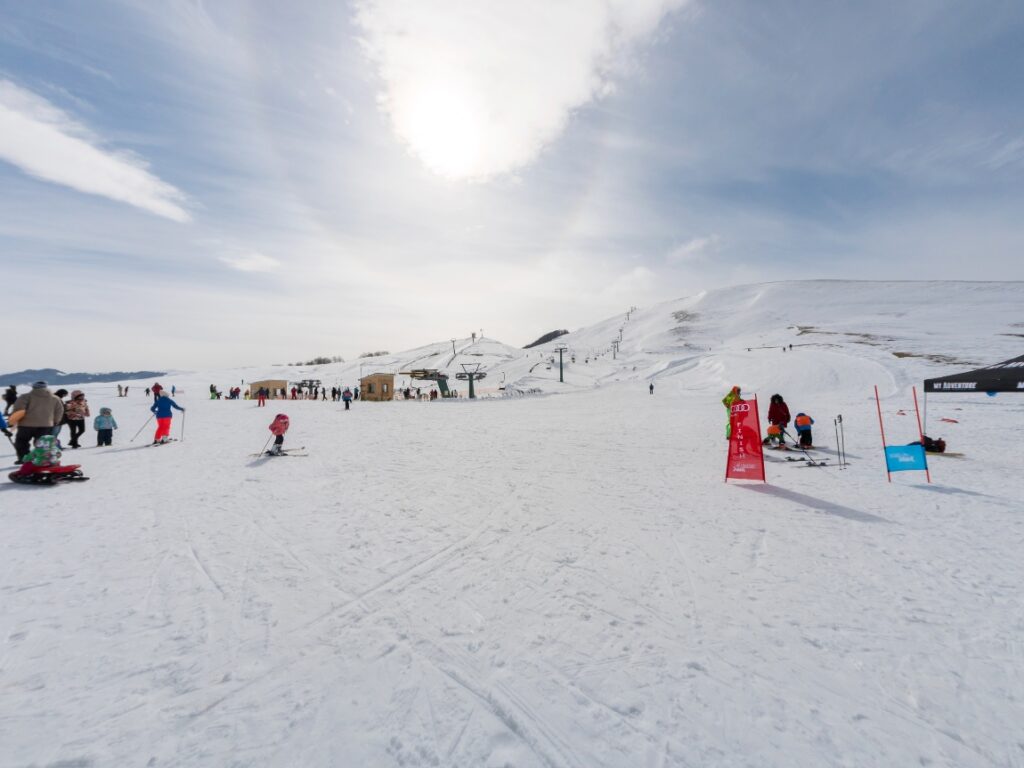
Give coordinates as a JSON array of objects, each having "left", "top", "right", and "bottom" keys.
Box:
[{"left": 395, "top": 81, "right": 485, "bottom": 180}]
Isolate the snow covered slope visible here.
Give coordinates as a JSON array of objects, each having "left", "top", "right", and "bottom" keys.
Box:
[{"left": 2, "top": 280, "right": 1022, "bottom": 767}]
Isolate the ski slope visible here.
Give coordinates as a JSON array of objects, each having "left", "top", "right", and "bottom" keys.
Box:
[{"left": 2, "top": 280, "right": 1022, "bottom": 767}]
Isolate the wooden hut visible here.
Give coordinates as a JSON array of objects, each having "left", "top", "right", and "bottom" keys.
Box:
[
  {"left": 359, "top": 372, "right": 395, "bottom": 402},
  {"left": 248, "top": 379, "right": 289, "bottom": 399}
]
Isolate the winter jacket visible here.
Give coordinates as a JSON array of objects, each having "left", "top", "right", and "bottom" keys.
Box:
[
  {"left": 94, "top": 410, "right": 118, "bottom": 431},
  {"left": 722, "top": 387, "right": 741, "bottom": 410},
  {"left": 794, "top": 413, "right": 814, "bottom": 432},
  {"left": 10, "top": 388, "right": 65, "bottom": 428},
  {"left": 269, "top": 415, "right": 290, "bottom": 436},
  {"left": 767, "top": 401, "right": 790, "bottom": 425},
  {"left": 342, "top": 389, "right": 352, "bottom": 402},
  {"left": 150, "top": 396, "right": 184, "bottom": 418},
  {"left": 65, "top": 395, "right": 91, "bottom": 421}
]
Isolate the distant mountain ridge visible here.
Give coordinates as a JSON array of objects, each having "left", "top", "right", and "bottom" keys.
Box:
[{"left": 0, "top": 368, "right": 166, "bottom": 386}]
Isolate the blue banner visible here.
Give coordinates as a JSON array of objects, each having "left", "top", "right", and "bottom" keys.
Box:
[{"left": 885, "top": 444, "right": 928, "bottom": 473}]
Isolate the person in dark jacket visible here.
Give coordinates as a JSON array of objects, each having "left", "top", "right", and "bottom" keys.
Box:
[
  {"left": 3, "top": 385, "right": 16, "bottom": 416},
  {"left": 767, "top": 394, "right": 791, "bottom": 447},
  {"left": 150, "top": 391, "right": 185, "bottom": 444}
]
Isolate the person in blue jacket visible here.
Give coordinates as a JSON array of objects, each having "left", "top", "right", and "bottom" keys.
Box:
[
  {"left": 150, "top": 392, "right": 185, "bottom": 444},
  {"left": 793, "top": 412, "right": 815, "bottom": 448}
]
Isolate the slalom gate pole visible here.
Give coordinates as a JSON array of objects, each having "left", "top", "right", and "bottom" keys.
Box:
[
  {"left": 130, "top": 414, "right": 154, "bottom": 443},
  {"left": 180, "top": 410, "right": 186, "bottom": 442},
  {"left": 911, "top": 386, "right": 931, "bottom": 484},
  {"left": 874, "top": 386, "right": 891, "bottom": 483}
]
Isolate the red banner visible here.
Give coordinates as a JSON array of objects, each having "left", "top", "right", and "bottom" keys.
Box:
[{"left": 725, "top": 396, "right": 766, "bottom": 482}]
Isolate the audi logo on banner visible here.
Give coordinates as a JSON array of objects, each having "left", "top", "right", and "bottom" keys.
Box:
[{"left": 731, "top": 403, "right": 750, "bottom": 413}]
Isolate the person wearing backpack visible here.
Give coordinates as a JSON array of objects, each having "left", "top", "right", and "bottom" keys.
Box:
[
  {"left": 793, "top": 412, "right": 815, "bottom": 448},
  {"left": 342, "top": 387, "right": 353, "bottom": 410}
]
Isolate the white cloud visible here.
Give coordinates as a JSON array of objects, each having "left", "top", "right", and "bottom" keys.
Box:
[
  {"left": 0, "top": 79, "right": 190, "bottom": 221},
  {"left": 667, "top": 234, "right": 720, "bottom": 263},
  {"left": 219, "top": 251, "right": 281, "bottom": 272},
  {"left": 353, "top": 0, "right": 689, "bottom": 180}
]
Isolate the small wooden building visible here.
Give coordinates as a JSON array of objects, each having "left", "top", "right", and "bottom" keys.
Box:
[
  {"left": 359, "top": 372, "right": 395, "bottom": 402},
  {"left": 248, "top": 379, "right": 289, "bottom": 399}
]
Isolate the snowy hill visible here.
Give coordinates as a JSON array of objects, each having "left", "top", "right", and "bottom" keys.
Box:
[{"left": 3, "top": 280, "right": 1023, "bottom": 767}]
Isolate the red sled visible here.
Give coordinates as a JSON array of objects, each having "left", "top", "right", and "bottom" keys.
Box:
[{"left": 9, "top": 463, "right": 89, "bottom": 485}]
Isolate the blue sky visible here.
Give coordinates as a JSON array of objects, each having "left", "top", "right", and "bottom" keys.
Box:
[{"left": 1, "top": 0, "right": 1022, "bottom": 369}]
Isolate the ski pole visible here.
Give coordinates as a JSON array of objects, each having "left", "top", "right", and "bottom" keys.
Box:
[
  {"left": 130, "top": 414, "right": 154, "bottom": 443},
  {"left": 834, "top": 417, "right": 842, "bottom": 468},
  {"left": 782, "top": 428, "right": 824, "bottom": 467},
  {"left": 257, "top": 435, "right": 272, "bottom": 456},
  {"left": 837, "top": 414, "right": 847, "bottom": 468}
]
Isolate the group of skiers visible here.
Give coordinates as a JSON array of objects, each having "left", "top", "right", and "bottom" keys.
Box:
[{"left": 722, "top": 386, "right": 815, "bottom": 449}]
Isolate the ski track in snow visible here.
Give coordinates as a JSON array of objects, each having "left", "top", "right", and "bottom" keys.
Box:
[{"left": 2, "top": 281, "right": 1023, "bottom": 767}]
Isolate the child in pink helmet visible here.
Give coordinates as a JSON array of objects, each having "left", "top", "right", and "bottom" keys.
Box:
[{"left": 268, "top": 414, "right": 290, "bottom": 455}]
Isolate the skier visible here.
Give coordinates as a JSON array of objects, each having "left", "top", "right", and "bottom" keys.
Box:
[
  {"left": 649, "top": 382, "right": 654, "bottom": 395},
  {"left": 171, "top": 385, "right": 176, "bottom": 397},
  {"left": 767, "top": 394, "right": 791, "bottom": 448},
  {"left": 8, "top": 382, "right": 65, "bottom": 463},
  {"left": 722, "top": 386, "right": 742, "bottom": 439},
  {"left": 93, "top": 407, "right": 118, "bottom": 446},
  {"left": 117, "top": 384, "right": 123, "bottom": 398},
  {"left": 268, "top": 413, "right": 289, "bottom": 455},
  {"left": 64, "top": 390, "right": 90, "bottom": 449},
  {"left": 150, "top": 391, "right": 185, "bottom": 444},
  {"left": 145, "top": 387, "right": 151, "bottom": 398},
  {"left": 342, "top": 387, "right": 353, "bottom": 410},
  {"left": 3, "top": 385, "right": 16, "bottom": 415},
  {"left": 793, "top": 412, "right": 815, "bottom": 448},
  {"left": 354, "top": 387, "right": 359, "bottom": 400},
  {"left": 257, "top": 387, "right": 267, "bottom": 407},
  {"left": 765, "top": 423, "right": 784, "bottom": 449}
]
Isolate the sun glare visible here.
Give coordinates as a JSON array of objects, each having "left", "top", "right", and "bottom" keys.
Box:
[{"left": 398, "top": 82, "right": 484, "bottom": 180}]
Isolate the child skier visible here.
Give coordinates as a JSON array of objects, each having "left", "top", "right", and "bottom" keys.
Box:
[
  {"left": 794, "top": 412, "right": 815, "bottom": 448},
  {"left": 9, "top": 434, "right": 87, "bottom": 484},
  {"left": 93, "top": 407, "right": 118, "bottom": 446},
  {"left": 268, "top": 413, "right": 289, "bottom": 455},
  {"left": 342, "top": 388, "right": 353, "bottom": 410},
  {"left": 150, "top": 391, "right": 185, "bottom": 444},
  {"left": 765, "top": 423, "right": 784, "bottom": 449}
]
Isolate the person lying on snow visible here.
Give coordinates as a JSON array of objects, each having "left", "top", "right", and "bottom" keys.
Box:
[{"left": 910, "top": 435, "right": 947, "bottom": 453}]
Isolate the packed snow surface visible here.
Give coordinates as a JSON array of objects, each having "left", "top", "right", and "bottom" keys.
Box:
[{"left": 2, "top": 281, "right": 1023, "bottom": 767}]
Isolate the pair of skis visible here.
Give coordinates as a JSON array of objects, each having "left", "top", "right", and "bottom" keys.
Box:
[{"left": 249, "top": 446, "right": 308, "bottom": 458}]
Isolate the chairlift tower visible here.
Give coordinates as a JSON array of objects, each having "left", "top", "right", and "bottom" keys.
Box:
[
  {"left": 553, "top": 344, "right": 568, "bottom": 383},
  {"left": 455, "top": 363, "right": 487, "bottom": 399}
]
